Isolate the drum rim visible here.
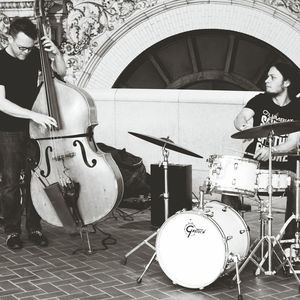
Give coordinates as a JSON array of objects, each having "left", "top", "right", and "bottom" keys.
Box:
[
  {"left": 206, "top": 200, "right": 251, "bottom": 259},
  {"left": 257, "top": 169, "right": 291, "bottom": 175},
  {"left": 209, "top": 154, "right": 259, "bottom": 165},
  {"left": 212, "top": 186, "right": 256, "bottom": 197}
]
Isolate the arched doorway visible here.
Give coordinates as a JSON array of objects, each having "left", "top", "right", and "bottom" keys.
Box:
[{"left": 113, "top": 29, "right": 295, "bottom": 91}]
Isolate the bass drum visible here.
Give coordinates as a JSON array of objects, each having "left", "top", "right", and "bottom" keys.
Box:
[{"left": 156, "top": 201, "right": 250, "bottom": 289}]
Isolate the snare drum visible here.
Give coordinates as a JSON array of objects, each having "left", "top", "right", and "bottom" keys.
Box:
[
  {"left": 156, "top": 201, "right": 250, "bottom": 289},
  {"left": 207, "top": 155, "right": 259, "bottom": 197},
  {"left": 256, "top": 169, "right": 291, "bottom": 193}
]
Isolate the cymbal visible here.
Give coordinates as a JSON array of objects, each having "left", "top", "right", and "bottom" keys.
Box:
[
  {"left": 231, "top": 121, "right": 300, "bottom": 139},
  {"left": 129, "top": 131, "right": 203, "bottom": 158}
]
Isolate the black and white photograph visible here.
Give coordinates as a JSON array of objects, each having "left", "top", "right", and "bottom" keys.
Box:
[{"left": 0, "top": 0, "right": 299, "bottom": 299}]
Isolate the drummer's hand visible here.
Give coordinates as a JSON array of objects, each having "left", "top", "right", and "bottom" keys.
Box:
[
  {"left": 254, "top": 147, "right": 270, "bottom": 161},
  {"left": 240, "top": 123, "right": 252, "bottom": 131}
]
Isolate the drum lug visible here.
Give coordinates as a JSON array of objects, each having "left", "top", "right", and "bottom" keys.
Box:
[
  {"left": 239, "top": 229, "right": 246, "bottom": 234},
  {"left": 204, "top": 177, "right": 213, "bottom": 194},
  {"left": 226, "top": 235, "right": 233, "bottom": 241},
  {"left": 228, "top": 252, "right": 240, "bottom": 263},
  {"left": 207, "top": 154, "right": 217, "bottom": 165},
  {"left": 210, "top": 162, "right": 222, "bottom": 175},
  {"left": 205, "top": 211, "right": 214, "bottom": 217},
  {"left": 222, "top": 206, "right": 227, "bottom": 212},
  {"left": 234, "top": 163, "right": 238, "bottom": 170}
]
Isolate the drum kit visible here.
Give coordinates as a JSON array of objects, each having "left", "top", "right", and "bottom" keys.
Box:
[{"left": 122, "top": 120, "right": 300, "bottom": 298}]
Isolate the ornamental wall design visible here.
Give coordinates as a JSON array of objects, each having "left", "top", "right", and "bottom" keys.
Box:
[{"left": 0, "top": 0, "right": 299, "bottom": 84}]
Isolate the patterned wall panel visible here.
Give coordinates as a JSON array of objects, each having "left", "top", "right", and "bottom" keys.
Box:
[{"left": 0, "top": 0, "right": 299, "bottom": 85}]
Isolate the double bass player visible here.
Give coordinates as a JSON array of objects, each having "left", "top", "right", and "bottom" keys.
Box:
[{"left": 0, "top": 17, "right": 66, "bottom": 249}]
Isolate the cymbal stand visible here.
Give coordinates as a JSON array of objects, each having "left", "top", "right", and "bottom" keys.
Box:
[
  {"left": 252, "top": 156, "right": 300, "bottom": 280},
  {"left": 121, "top": 145, "right": 170, "bottom": 283},
  {"left": 233, "top": 131, "right": 300, "bottom": 285},
  {"left": 274, "top": 151, "right": 300, "bottom": 276},
  {"left": 248, "top": 194, "right": 267, "bottom": 276}
]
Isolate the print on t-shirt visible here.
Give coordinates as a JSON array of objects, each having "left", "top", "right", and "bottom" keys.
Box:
[{"left": 255, "top": 109, "right": 294, "bottom": 163}]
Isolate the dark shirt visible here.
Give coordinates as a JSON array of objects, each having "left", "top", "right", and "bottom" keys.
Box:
[
  {"left": 245, "top": 93, "right": 300, "bottom": 172},
  {"left": 0, "top": 47, "right": 41, "bottom": 131}
]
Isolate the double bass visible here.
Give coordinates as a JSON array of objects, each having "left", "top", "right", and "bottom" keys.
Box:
[{"left": 29, "top": 0, "right": 124, "bottom": 229}]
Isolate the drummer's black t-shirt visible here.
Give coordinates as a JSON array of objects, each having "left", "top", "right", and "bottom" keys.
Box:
[{"left": 245, "top": 93, "right": 300, "bottom": 172}]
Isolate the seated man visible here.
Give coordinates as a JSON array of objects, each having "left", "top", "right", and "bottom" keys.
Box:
[{"left": 222, "top": 62, "right": 300, "bottom": 244}]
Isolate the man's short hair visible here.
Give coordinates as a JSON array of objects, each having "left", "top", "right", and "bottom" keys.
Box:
[
  {"left": 272, "top": 62, "right": 300, "bottom": 99},
  {"left": 9, "top": 17, "right": 37, "bottom": 40}
]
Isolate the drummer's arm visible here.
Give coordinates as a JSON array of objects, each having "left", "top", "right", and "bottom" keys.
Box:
[
  {"left": 254, "top": 131, "right": 300, "bottom": 161},
  {"left": 234, "top": 108, "right": 255, "bottom": 131},
  {"left": 272, "top": 131, "right": 300, "bottom": 153}
]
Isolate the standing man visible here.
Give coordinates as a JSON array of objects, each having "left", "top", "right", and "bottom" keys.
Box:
[
  {"left": 223, "top": 62, "right": 300, "bottom": 246},
  {"left": 0, "top": 17, "right": 66, "bottom": 249}
]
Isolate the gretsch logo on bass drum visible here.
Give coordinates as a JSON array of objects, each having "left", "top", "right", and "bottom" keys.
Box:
[{"left": 184, "top": 220, "right": 206, "bottom": 237}]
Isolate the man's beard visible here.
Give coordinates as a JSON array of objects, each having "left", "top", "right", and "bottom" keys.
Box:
[
  {"left": 265, "top": 86, "right": 284, "bottom": 97},
  {"left": 267, "top": 91, "right": 280, "bottom": 97}
]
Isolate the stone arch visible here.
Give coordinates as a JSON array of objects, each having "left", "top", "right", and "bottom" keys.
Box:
[{"left": 78, "top": 1, "right": 300, "bottom": 89}]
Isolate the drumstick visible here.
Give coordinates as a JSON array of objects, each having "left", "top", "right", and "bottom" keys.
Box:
[
  {"left": 244, "top": 151, "right": 254, "bottom": 157},
  {"left": 223, "top": 147, "right": 254, "bottom": 157}
]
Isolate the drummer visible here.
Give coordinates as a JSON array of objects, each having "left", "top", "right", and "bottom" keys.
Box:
[{"left": 222, "top": 62, "right": 300, "bottom": 245}]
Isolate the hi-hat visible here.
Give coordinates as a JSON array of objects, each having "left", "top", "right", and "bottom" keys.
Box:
[
  {"left": 231, "top": 121, "right": 300, "bottom": 139},
  {"left": 129, "top": 131, "right": 202, "bottom": 158}
]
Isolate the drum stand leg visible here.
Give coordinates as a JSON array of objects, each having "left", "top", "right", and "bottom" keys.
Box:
[
  {"left": 137, "top": 252, "right": 157, "bottom": 284},
  {"left": 230, "top": 254, "right": 243, "bottom": 300},
  {"left": 121, "top": 146, "right": 171, "bottom": 283},
  {"left": 233, "top": 134, "right": 300, "bottom": 289},
  {"left": 256, "top": 158, "right": 300, "bottom": 280},
  {"left": 121, "top": 231, "right": 157, "bottom": 265},
  {"left": 277, "top": 159, "right": 300, "bottom": 278},
  {"left": 254, "top": 214, "right": 294, "bottom": 275},
  {"left": 253, "top": 196, "right": 267, "bottom": 276}
]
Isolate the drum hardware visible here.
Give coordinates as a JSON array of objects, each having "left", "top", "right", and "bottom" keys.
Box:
[
  {"left": 273, "top": 152, "right": 300, "bottom": 277},
  {"left": 121, "top": 145, "right": 168, "bottom": 282},
  {"left": 280, "top": 236, "right": 300, "bottom": 274},
  {"left": 254, "top": 171, "right": 289, "bottom": 269},
  {"left": 231, "top": 125, "right": 300, "bottom": 287},
  {"left": 229, "top": 253, "right": 243, "bottom": 300},
  {"left": 253, "top": 157, "right": 300, "bottom": 276},
  {"left": 253, "top": 194, "right": 268, "bottom": 274},
  {"left": 121, "top": 132, "right": 202, "bottom": 284},
  {"left": 198, "top": 187, "right": 205, "bottom": 211}
]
